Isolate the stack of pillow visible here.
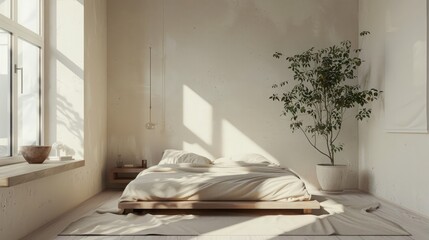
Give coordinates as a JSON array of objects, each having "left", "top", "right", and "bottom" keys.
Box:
[{"left": 159, "top": 149, "right": 279, "bottom": 166}]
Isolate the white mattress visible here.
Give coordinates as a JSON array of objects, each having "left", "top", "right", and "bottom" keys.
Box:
[{"left": 119, "top": 163, "right": 311, "bottom": 202}]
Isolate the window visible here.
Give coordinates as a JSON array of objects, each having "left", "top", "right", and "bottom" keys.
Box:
[
  {"left": 0, "top": 0, "right": 43, "bottom": 164},
  {"left": 0, "top": 0, "right": 11, "bottom": 19},
  {"left": 17, "top": 0, "right": 40, "bottom": 34},
  {"left": 0, "top": 29, "right": 11, "bottom": 157}
]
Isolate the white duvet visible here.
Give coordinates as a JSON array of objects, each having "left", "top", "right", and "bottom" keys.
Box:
[{"left": 119, "top": 163, "right": 311, "bottom": 203}]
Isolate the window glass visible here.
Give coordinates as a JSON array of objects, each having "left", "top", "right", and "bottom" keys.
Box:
[
  {"left": 0, "top": 29, "right": 11, "bottom": 157},
  {"left": 0, "top": 0, "right": 11, "bottom": 18},
  {"left": 17, "top": 38, "right": 40, "bottom": 147},
  {"left": 18, "top": 0, "right": 40, "bottom": 34}
]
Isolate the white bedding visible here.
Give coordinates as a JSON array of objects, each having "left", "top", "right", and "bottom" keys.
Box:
[{"left": 119, "top": 163, "right": 311, "bottom": 203}]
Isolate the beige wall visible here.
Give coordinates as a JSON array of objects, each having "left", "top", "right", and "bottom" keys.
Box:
[
  {"left": 0, "top": 1, "right": 108, "bottom": 239},
  {"left": 107, "top": 0, "right": 359, "bottom": 190},
  {"left": 358, "top": 0, "right": 429, "bottom": 218}
]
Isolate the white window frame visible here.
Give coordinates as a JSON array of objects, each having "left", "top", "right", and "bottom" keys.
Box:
[{"left": 0, "top": 0, "right": 44, "bottom": 166}]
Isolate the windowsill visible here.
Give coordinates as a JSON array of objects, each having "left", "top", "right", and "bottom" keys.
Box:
[
  {"left": 0, "top": 159, "right": 85, "bottom": 187},
  {"left": 0, "top": 156, "right": 26, "bottom": 167}
]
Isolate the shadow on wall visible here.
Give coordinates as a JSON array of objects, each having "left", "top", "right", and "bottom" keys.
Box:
[
  {"left": 46, "top": 0, "right": 84, "bottom": 158},
  {"left": 56, "top": 94, "right": 83, "bottom": 157}
]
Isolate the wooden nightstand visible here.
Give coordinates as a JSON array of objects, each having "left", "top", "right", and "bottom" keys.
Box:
[{"left": 109, "top": 167, "right": 146, "bottom": 187}]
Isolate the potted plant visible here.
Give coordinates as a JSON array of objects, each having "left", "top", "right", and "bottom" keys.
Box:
[{"left": 270, "top": 31, "right": 381, "bottom": 192}]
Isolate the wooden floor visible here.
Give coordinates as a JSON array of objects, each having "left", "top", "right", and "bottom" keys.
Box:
[{"left": 23, "top": 190, "right": 429, "bottom": 240}]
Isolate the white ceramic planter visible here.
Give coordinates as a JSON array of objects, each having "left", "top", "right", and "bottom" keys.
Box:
[{"left": 316, "top": 164, "right": 347, "bottom": 192}]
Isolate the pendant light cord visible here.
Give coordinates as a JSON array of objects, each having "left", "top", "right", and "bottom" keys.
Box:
[{"left": 149, "top": 46, "right": 152, "bottom": 122}]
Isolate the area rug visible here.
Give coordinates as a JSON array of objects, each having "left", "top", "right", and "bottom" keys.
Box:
[{"left": 60, "top": 195, "right": 409, "bottom": 236}]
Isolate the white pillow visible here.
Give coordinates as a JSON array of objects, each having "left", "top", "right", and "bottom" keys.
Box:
[
  {"left": 213, "top": 153, "right": 279, "bottom": 166},
  {"left": 159, "top": 149, "right": 212, "bottom": 165}
]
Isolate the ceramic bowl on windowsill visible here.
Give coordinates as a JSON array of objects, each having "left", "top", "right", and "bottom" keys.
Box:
[{"left": 20, "top": 146, "right": 52, "bottom": 164}]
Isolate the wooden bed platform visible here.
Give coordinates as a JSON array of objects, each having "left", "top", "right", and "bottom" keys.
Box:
[{"left": 119, "top": 200, "right": 320, "bottom": 214}]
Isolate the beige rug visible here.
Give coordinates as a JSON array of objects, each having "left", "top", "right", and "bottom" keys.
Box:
[{"left": 60, "top": 195, "right": 409, "bottom": 236}]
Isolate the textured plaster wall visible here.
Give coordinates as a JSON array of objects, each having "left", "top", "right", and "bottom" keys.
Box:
[
  {"left": 358, "top": 0, "right": 429, "bottom": 218},
  {"left": 107, "top": 0, "right": 359, "bottom": 190},
  {"left": 0, "top": 0, "right": 108, "bottom": 239}
]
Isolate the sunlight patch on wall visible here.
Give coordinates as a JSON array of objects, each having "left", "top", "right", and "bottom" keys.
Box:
[
  {"left": 56, "top": 60, "right": 84, "bottom": 158},
  {"left": 56, "top": 0, "right": 84, "bottom": 69},
  {"left": 183, "top": 85, "right": 213, "bottom": 145},
  {"left": 221, "top": 119, "right": 279, "bottom": 165},
  {"left": 46, "top": 0, "right": 84, "bottom": 159}
]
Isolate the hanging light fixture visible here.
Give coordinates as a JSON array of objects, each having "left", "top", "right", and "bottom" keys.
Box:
[{"left": 145, "top": 47, "right": 156, "bottom": 130}]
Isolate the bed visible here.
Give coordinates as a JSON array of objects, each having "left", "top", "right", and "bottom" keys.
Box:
[{"left": 118, "top": 150, "right": 320, "bottom": 214}]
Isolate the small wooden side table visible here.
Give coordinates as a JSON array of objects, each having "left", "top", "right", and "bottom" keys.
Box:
[{"left": 109, "top": 167, "right": 146, "bottom": 187}]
